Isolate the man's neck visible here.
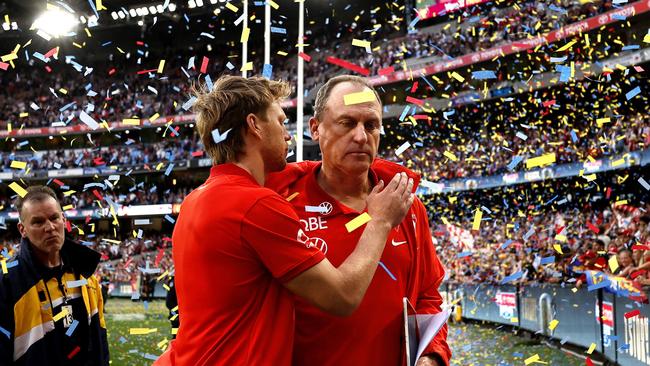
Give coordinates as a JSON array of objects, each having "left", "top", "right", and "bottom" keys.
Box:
[
  {"left": 317, "top": 163, "right": 371, "bottom": 207},
  {"left": 34, "top": 249, "right": 62, "bottom": 268},
  {"left": 233, "top": 157, "right": 265, "bottom": 186}
]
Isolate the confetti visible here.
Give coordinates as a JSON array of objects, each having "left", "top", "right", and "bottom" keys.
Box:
[
  {"left": 345, "top": 212, "right": 372, "bottom": 232},
  {"left": 343, "top": 90, "right": 376, "bottom": 105}
]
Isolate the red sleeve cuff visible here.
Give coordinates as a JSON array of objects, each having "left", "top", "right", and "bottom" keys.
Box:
[{"left": 277, "top": 251, "right": 326, "bottom": 283}]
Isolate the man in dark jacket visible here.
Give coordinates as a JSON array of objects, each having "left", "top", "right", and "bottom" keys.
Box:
[{"left": 0, "top": 185, "right": 109, "bottom": 365}]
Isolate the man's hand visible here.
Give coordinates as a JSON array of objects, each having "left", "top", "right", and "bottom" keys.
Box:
[
  {"left": 366, "top": 172, "right": 414, "bottom": 228},
  {"left": 416, "top": 355, "right": 440, "bottom": 366}
]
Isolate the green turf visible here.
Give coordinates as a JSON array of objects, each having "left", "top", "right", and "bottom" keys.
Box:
[
  {"left": 105, "top": 298, "right": 584, "bottom": 365},
  {"left": 105, "top": 299, "right": 171, "bottom": 366}
]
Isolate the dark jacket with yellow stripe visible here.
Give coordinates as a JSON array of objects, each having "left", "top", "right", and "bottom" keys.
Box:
[{"left": 0, "top": 238, "right": 109, "bottom": 365}]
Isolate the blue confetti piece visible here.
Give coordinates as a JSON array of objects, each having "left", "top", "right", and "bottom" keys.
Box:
[
  {"left": 65, "top": 320, "right": 79, "bottom": 336},
  {"left": 225, "top": 62, "right": 235, "bottom": 70},
  {"left": 622, "top": 44, "right": 640, "bottom": 51},
  {"left": 501, "top": 271, "right": 523, "bottom": 284},
  {"left": 262, "top": 63, "right": 273, "bottom": 79},
  {"left": 119, "top": 336, "right": 127, "bottom": 344},
  {"left": 164, "top": 215, "right": 176, "bottom": 224},
  {"left": 500, "top": 239, "right": 513, "bottom": 250},
  {"left": 408, "top": 15, "right": 420, "bottom": 29},
  {"left": 164, "top": 163, "right": 174, "bottom": 176},
  {"left": 550, "top": 56, "right": 568, "bottom": 63},
  {"left": 570, "top": 130, "right": 578, "bottom": 143},
  {"left": 205, "top": 74, "right": 213, "bottom": 91},
  {"left": 612, "top": 14, "right": 626, "bottom": 20},
  {"left": 87, "top": 0, "right": 99, "bottom": 18},
  {"left": 625, "top": 86, "right": 640, "bottom": 100},
  {"left": 513, "top": 352, "right": 524, "bottom": 358},
  {"left": 507, "top": 156, "right": 523, "bottom": 171},
  {"left": 378, "top": 261, "right": 396, "bottom": 281},
  {"left": 456, "top": 251, "right": 473, "bottom": 258},
  {"left": 471, "top": 70, "right": 496, "bottom": 79},
  {"left": 182, "top": 96, "right": 197, "bottom": 111},
  {"left": 399, "top": 106, "right": 411, "bottom": 121},
  {"left": 270, "top": 26, "right": 286, "bottom": 34},
  {"left": 539, "top": 256, "right": 555, "bottom": 265},
  {"left": 0, "top": 325, "right": 10, "bottom": 338}
]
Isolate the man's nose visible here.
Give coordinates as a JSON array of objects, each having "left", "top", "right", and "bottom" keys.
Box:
[{"left": 351, "top": 123, "right": 368, "bottom": 144}]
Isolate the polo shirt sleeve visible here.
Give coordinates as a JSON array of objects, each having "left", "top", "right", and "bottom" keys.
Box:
[{"left": 241, "top": 194, "right": 325, "bottom": 283}]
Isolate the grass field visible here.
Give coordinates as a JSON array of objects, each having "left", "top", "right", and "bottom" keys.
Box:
[
  {"left": 105, "top": 299, "right": 171, "bottom": 366},
  {"left": 105, "top": 298, "right": 583, "bottom": 366}
]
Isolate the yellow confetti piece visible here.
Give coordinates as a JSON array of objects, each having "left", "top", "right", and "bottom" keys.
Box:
[
  {"left": 614, "top": 199, "right": 628, "bottom": 207},
  {"left": 556, "top": 40, "right": 576, "bottom": 52},
  {"left": 343, "top": 90, "right": 376, "bottom": 105},
  {"left": 587, "top": 343, "right": 596, "bottom": 354},
  {"left": 596, "top": 117, "right": 610, "bottom": 126},
  {"left": 9, "top": 182, "right": 27, "bottom": 198},
  {"left": 549, "top": 319, "right": 559, "bottom": 330},
  {"left": 149, "top": 113, "right": 160, "bottom": 122},
  {"left": 443, "top": 151, "right": 458, "bottom": 161},
  {"left": 268, "top": 0, "right": 279, "bottom": 9},
  {"left": 352, "top": 38, "right": 371, "bottom": 48},
  {"left": 1, "top": 53, "right": 17, "bottom": 62},
  {"left": 130, "top": 328, "right": 157, "bottom": 335},
  {"left": 1, "top": 260, "right": 7, "bottom": 274},
  {"left": 609, "top": 256, "right": 619, "bottom": 273},
  {"left": 526, "top": 153, "right": 556, "bottom": 169},
  {"left": 96, "top": 0, "right": 107, "bottom": 11},
  {"left": 225, "top": 2, "right": 239, "bottom": 12},
  {"left": 524, "top": 354, "right": 540, "bottom": 365},
  {"left": 277, "top": 51, "right": 288, "bottom": 56},
  {"left": 52, "top": 308, "right": 69, "bottom": 322},
  {"left": 286, "top": 192, "right": 299, "bottom": 202},
  {"left": 554, "top": 234, "right": 566, "bottom": 242},
  {"left": 172, "top": 327, "right": 178, "bottom": 335},
  {"left": 511, "top": 317, "right": 518, "bottom": 323},
  {"left": 553, "top": 244, "right": 564, "bottom": 254},
  {"left": 155, "top": 162, "right": 164, "bottom": 171},
  {"left": 157, "top": 338, "right": 169, "bottom": 349},
  {"left": 122, "top": 118, "right": 140, "bottom": 126},
  {"left": 10, "top": 160, "right": 26, "bottom": 169},
  {"left": 240, "top": 62, "right": 253, "bottom": 72},
  {"left": 19, "top": 112, "right": 28, "bottom": 118},
  {"left": 241, "top": 27, "right": 250, "bottom": 43},
  {"left": 62, "top": 205, "right": 73, "bottom": 211},
  {"left": 345, "top": 212, "right": 372, "bottom": 232},
  {"left": 472, "top": 209, "right": 482, "bottom": 231},
  {"left": 157, "top": 59, "right": 165, "bottom": 73},
  {"left": 450, "top": 71, "right": 465, "bottom": 82}
]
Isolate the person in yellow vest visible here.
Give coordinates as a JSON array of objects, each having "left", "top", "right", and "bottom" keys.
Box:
[{"left": 0, "top": 185, "right": 109, "bottom": 365}]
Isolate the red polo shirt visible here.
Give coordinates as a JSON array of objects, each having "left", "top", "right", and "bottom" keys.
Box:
[
  {"left": 266, "top": 159, "right": 451, "bottom": 366},
  {"left": 169, "top": 163, "right": 325, "bottom": 366}
]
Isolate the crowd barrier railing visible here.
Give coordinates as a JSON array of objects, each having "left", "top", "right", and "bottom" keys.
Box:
[{"left": 442, "top": 283, "right": 650, "bottom": 365}]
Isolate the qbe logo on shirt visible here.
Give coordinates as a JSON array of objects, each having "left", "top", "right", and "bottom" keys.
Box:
[{"left": 296, "top": 228, "right": 328, "bottom": 254}]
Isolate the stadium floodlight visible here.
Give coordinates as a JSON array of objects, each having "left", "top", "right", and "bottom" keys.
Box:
[
  {"left": 111, "top": 12, "right": 118, "bottom": 20},
  {"left": 32, "top": 7, "right": 79, "bottom": 37},
  {"left": 129, "top": 8, "right": 137, "bottom": 17},
  {"left": 118, "top": 10, "right": 126, "bottom": 19},
  {"left": 168, "top": 3, "right": 177, "bottom": 11},
  {"left": 209, "top": 0, "right": 218, "bottom": 4},
  {"left": 188, "top": 0, "right": 196, "bottom": 9},
  {"left": 157, "top": 4, "right": 164, "bottom": 12},
  {"left": 149, "top": 6, "right": 157, "bottom": 14},
  {"left": 196, "top": 0, "right": 204, "bottom": 7}
]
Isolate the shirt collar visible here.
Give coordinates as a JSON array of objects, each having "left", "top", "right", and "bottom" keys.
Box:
[{"left": 209, "top": 163, "right": 260, "bottom": 186}]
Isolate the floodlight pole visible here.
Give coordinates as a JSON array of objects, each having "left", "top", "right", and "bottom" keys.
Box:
[
  {"left": 296, "top": 0, "right": 305, "bottom": 162},
  {"left": 264, "top": 1, "right": 270, "bottom": 66},
  {"left": 242, "top": 0, "right": 248, "bottom": 77}
]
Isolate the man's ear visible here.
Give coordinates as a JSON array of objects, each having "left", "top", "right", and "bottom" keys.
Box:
[
  {"left": 245, "top": 113, "right": 264, "bottom": 140},
  {"left": 309, "top": 117, "right": 320, "bottom": 141},
  {"left": 17, "top": 221, "right": 27, "bottom": 238}
]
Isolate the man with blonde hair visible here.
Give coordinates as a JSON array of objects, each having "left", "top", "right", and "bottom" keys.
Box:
[{"left": 155, "top": 75, "right": 415, "bottom": 366}]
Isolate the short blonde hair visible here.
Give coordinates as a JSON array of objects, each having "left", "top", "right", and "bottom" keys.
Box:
[{"left": 193, "top": 76, "right": 291, "bottom": 165}]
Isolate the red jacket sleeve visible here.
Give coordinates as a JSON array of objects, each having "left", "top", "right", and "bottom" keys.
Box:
[{"left": 413, "top": 199, "right": 452, "bottom": 365}]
